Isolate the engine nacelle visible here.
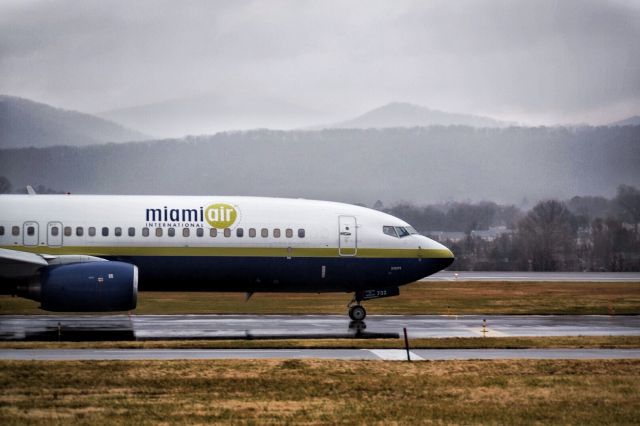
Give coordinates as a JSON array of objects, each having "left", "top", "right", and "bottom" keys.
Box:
[{"left": 20, "top": 261, "right": 138, "bottom": 312}]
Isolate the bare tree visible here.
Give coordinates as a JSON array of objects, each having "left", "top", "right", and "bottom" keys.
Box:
[
  {"left": 0, "top": 176, "right": 12, "bottom": 194},
  {"left": 614, "top": 185, "right": 640, "bottom": 237},
  {"left": 518, "top": 200, "right": 576, "bottom": 271}
]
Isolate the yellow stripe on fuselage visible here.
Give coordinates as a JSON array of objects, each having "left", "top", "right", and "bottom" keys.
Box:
[{"left": 2, "top": 245, "right": 454, "bottom": 259}]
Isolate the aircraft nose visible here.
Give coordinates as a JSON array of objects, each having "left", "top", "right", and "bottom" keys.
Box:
[
  {"left": 419, "top": 237, "right": 455, "bottom": 271},
  {"left": 433, "top": 247, "right": 454, "bottom": 270},
  {"left": 436, "top": 242, "right": 455, "bottom": 269},
  {"left": 440, "top": 251, "right": 455, "bottom": 269}
]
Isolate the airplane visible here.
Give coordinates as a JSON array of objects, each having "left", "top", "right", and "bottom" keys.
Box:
[{"left": 0, "top": 193, "right": 454, "bottom": 320}]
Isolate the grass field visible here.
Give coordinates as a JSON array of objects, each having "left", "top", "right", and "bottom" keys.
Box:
[
  {"left": 1, "top": 359, "right": 639, "bottom": 424},
  {"left": 2, "top": 282, "right": 639, "bottom": 423},
  {"left": 1, "top": 281, "right": 639, "bottom": 315}
]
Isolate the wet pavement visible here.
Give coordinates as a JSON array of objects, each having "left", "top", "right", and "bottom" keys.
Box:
[
  {"left": 1, "top": 314, "right": 638, "bottom": 341},
  {"left": 1, "top": 348, "right": 639, "bottom": 361},
  {"left": 425, "top": 271, "right": 640, "bottom": 281}
]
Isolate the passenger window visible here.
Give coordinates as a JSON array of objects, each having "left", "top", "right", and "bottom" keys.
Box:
[
  {"left": 183, "top": 228, "right": 190, "bottom": 237},
  {"left": 383, "top": 226, "right": 398, "bottom": 238},
  {"left": 102, "top": 227, "right": 109, "bottom": 237},
  {"left": 27, "top": 226, "right": 35, "bottom": 236},
  {"left": 261, "top": 228, "right": 268, "bottom": 238},
  {"left": 0, "top": 226, "right": 4, "bottom": 236},
  {"left": 298, "top": 228, "right": 305, "bottom": 238},
  {"left": 196, "top": 228, "right": 204, "bottom": 237},
  {"left": 168, "top": 228, "right": 175, "bottom": 237},
  {"left": 88, "top": 227, "right": 96, "bottom": 237},
  {"left": 115, "top": 227, "right": 122, "bottom": 237},
  {"left": 286, "top": 228, "right": 293, "bottom": 238},
  {"left": 128, "top": 227, "right": 135, "bottom": 237},
  {"left": 249, "top": 228, "right": 256, "bottom": 238},
  {"left": 76, "top": 227, "right": 83, "bottom": 237},
  {"left": 236, "top": 228, "right": 244, "bottom": 237},
  {"left": 224, "top": 228, "right": 231, "bottom": 237},
  {"left": 64, "top": 226, "right": 72, "bottom": 237},
  {"left": 142, "top": 227, "right": 149, "bottom": 237},
  {"left": 51, "top": 226, "right": 59, "bottom": 236},
  {"left": 273, "top": 228, "right": 281, "bottom": 238},
  {"left": 210, "top": 228, "right": 217, "bottom": 237},
  {"left": 156, "top": 228, "right": 163, "bottom": 237},
  {"left": 12, "top": 226, "right": 19, "bottom": 236}
]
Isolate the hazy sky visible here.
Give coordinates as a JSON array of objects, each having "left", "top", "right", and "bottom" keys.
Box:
[{"left": 1, "top": 0, "right": 639, "bottom": 125}]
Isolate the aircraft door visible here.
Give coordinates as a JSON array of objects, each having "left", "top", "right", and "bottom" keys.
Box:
[
  {"left": 23, "top": 222, "right": 39, "bottom": 246},
  {"left": 47, "top": 222, "right": 63, "bottom": 247},
  {"left": 339, "top": 216, "right": 357, "bottom": 256}
]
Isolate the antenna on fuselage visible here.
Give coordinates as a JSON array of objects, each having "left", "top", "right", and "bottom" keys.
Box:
[{"left": 25, "top": 185, "right": 36, "bottom": 195}]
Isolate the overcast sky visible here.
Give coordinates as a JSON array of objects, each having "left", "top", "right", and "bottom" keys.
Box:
[{"left": 1, "top": 0, "right": 639, "bottom": 126}]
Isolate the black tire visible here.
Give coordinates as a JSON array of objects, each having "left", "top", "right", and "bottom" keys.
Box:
[{"left": 349, "top": 305, "right": 366, "bottom": 321}]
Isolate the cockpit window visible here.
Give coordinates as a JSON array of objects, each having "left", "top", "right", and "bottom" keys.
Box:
[
  {"left": 395, "top": 227, "right": 410, "bottom": 237},
  {"left": 383, "top": 226, "right": 398, "bottom": 237},
  {"left": 384, "top": 225, "right": 419, "bottom": 238}
]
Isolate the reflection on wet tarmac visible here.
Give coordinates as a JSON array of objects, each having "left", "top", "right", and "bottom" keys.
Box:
[
  {"left": 1, "top": 314, "right": 639, "bottom": 341},
  {"left": 0, "top": 315, "right": 400, "bottom": 341}
]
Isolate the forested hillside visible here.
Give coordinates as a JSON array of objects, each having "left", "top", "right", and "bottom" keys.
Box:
[
  {"left": 1, "top": 126, "right": 637, "bottom": 205},
  {"left": 0, "top": 95, "right": 148, "bottom": 148}
]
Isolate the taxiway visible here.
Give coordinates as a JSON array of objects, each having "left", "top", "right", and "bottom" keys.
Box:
[
  {"left": 425, "top": 271, "right": 640, "bottom": 281},
  {"left": 1, "top": 348, "right": 639, "bottom": 361},
  {"left": 1, "top": 314, "right": 639, "bottom": 341}
]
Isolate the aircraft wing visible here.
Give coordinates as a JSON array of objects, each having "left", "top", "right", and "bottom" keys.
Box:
[
  {"left": 0, "top": 248, "right": 49, "bottom": 279},
  {"left": 0, "top": 248, "right": 108, "bottom": 280}
]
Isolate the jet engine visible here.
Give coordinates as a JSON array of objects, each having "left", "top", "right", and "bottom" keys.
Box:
[{"left": 17, "top": 261, "right": 138, "bottom": 312}]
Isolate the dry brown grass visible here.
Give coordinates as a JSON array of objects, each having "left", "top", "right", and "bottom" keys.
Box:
[
  {"left": 1, "top": 359, "right": 639, "bottom": 424},
  {"left": 1, "top": 281, "right": 639, "bottom": 315}
]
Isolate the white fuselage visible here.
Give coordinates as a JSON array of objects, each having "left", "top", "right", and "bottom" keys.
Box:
[{"left": 0, "top": 195, "right": 453, "bottom": 293}]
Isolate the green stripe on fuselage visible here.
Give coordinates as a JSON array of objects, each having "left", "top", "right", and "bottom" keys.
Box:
[{"left": 2, "top": 245, "right": 453, "bottom": 259}]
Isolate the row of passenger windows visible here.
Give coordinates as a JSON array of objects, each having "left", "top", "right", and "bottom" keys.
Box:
[{"left": 0, "top": 225, "right": 306, "bottom": 239}]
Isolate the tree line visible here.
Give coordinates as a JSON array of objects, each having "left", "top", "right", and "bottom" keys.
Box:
[
  {"left": 0, "top": 176, "right": 63, "bottom": 194},
  {"left": 378, "top": 185, "right": 640, "bottom": 271}
]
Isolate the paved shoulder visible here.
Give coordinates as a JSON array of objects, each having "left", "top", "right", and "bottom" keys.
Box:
[{"left": 1, "top": 348, "right": 640, "bottom": 361}]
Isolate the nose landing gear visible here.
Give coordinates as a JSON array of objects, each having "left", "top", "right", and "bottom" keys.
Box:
[
  {"left": 347, "top": 287, "right": 400, "bottom": 320},
  {"left": 348, "top": 303, "right": 367, "bottom": 321}
]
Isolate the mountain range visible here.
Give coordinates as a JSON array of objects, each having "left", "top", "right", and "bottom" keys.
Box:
[
  {"left": 1, "top": 95, "right": 638, "bottom": 149},
  {"left": 324, "top": 102, "right": 513, "bottom": 129},
  {"left": 608, "top": 115, "right": 640, "bottom": 126},
  {"left": 98, "top": 93, "right": 322, "bottom": 138},
  {"left": 0, "top": 95, "right": 148, "bottom": 148}
]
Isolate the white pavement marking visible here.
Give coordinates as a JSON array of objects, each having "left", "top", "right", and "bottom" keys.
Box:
[{"left": 368, "top": 349, "right": 424, "bottom": 361}]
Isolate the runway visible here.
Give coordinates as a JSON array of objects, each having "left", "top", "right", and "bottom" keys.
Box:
[
  {"left": 1, "top": 314, "right": 639, "bottom": 341},
  {"left": 1, "top": 348, "right": 639, "bottom": 361},
  {"left": 425, "top": 271, "right": 640, "bottom": 281}
]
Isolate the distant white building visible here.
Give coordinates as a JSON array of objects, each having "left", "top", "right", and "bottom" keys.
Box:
[
  {"left": 470, "top": 226, "right": 514, "bottom": 241},
  {"left": 426, "top": 231, "right": 466, "bottom": 242},
  {"left": 427, "top": 226, "right": 513, "bottom": 243}
]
